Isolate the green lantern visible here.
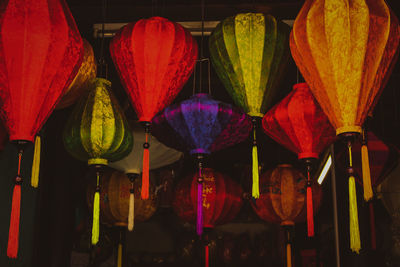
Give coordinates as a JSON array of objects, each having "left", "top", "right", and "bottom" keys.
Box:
[
  {"left": 63, "top": 77, "right": 133, "bottom": 245},
  {"left": 209, "top": 13, "right": 291, "bottom": 198}
]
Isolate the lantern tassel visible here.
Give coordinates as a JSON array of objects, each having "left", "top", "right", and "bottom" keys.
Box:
[
  {"left": 7, "top": 184, "right": 21, "bottom": 258},
  {"left": 141, "top": 132, "right": 150, "bottom": 200},
  {"left": 92, "top": 172, "right": 100, "bottom": 245},
  {"left": 348, "top": 143, "right": 361, "bottom": 253},
  {"left": 307, "top": 186, "right": 314, "bottom": 237},
  {"left": 205, "top": 245, "right": 209, "bottom": 267},
  {"left": 197, "top": 165, "right": 203, "bottom": 236},
  {"left": 252, "top": 128, "right": 260, "bottom": 198},
  {"left": 117, "top": 243, "right": 123, "bottom": 267},
  {"left": 369, "top": 202, "right": 376, "bottom": 250},
  {"left": 361, "top": 143, "right": 373, "bottom": 201},
  {"left": 286, "top": 243, "right": 292, "bottom": 267},
  {"left": 7, "top": 150, "right": 23, "bottom": 258},
  {"left": 128, "top": 189, "right": 134, "bottom": 231},
  {"left": 31, "top": 135, "right": 40, "bottom": 188}
]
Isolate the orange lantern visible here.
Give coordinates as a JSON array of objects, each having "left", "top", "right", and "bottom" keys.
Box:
[
  {"left": 251, "top": 164, "right": 322, "bottom": 267},
  {"left": 290, "top": 0, "right": 400, "bottom": 253}
]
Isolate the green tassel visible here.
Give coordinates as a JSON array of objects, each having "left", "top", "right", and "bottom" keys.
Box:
[
  {"left": 349, "top": 176, "right": 361, "bottom": 253},
  {"left": 31, "top": 136, "right": 41, "bottom": 188},
  {"left": 92, "top": 191, "right": 100, "bottom": 245},
  {"left": 252, "top": 129, "right": 260, "bottom": 198}
]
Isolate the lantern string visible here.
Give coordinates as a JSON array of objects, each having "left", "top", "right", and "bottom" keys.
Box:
[
  {"left": 306, "top": 165, "right": 314, "bottom": 237},
  {"left": 347, "top": 141, "right": 361, "bottom": 253},
  {"left": 141, "top": 129, "right": 150, "bottom": 199},
  {"left": 99, "top": 0, "right": 108, "bottom": 78},
  {"left": 92, "top": 171, "right": 100, "bottom": 245},
  {"left": 198, "top": 0, "right": 205, "bottom": 93},
  {"left": 252, "top": 120, "right": 260, "bottom": 198}
]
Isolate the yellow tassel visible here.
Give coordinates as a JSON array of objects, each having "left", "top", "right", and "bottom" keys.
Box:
[
  {"left": 286, "top": 243, "right": 292, "bottom": 267},
  {"left": 252, "top": 129, "right": 260, "bottom": 198},
  {"left": 31, "top": 136, "right": 41, "bottom": 188},
  {"left": 117, "top": 243, "right": 123, "bottom": 267},
  {"left": 92, "top": 191, "right": 100, "bottom": 245},
  {"left": 361, "top": 144, "right": 373, "bottom": 201},
  {"left": 349, "top": 176, "right": 361, "bottom": 253},
  {"left": 128, "top": 192, "right": 134, "bottom": 231}
]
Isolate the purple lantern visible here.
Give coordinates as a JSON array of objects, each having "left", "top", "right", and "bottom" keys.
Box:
[{"left": 151, "top": 93, "right": 252, "bottom": 234}]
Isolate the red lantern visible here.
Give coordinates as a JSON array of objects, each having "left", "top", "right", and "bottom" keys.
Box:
[
  {"left": 262, "top": 83, "right": 335, "bottom": 236},
  {"left": 0, "top": 0, "right": 83, "bottom": 258},
  {"left": 110, "top": 17, "right": 197, "bottom": 199},
  {"left": 173, "top": 168, "right": 243, "bottom": 228},
  {"left": 251, "top": 165, "right": 322, "bottom": 267}
]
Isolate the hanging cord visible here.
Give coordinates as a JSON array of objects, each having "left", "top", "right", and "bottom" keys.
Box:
[
  {"left": 99, "top": 0, "right": 108, "bottom": 79},
  {"left": 347, "top": 140, "right": 361, "bottom": 253},
  {"left": 199, "top": 0, "right": 205, "bottom": 93}
]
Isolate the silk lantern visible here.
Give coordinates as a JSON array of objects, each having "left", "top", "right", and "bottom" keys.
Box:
[
  {"left": 0, "top": 0, "right": 83, "bottom": 258},
  {"left": 110, "top": 16, "right": 198, "bottom": 200},
  {"left": 63, "top": 78, "right": 133, "bottom": 245},
  {"left": 173, "top": 168, "right": 243, "bottom": 267},
  {"left": 290, "top": 0, "right": 400, "bottom": 253},
  {"left": 109, "top": 123, "right": 182, "bottom": 230},
  {"left": 151, "top": 93, "right": 252, "bottom": 235},
  {"left": 262, "top": 83, "right": 335, "bottom": 236},
  {"left": 209, "top": 13, "right": 291, "bottom": 199},
  {"left": 251, "top": 164, "right": 322, "bottom": 267},
  {"left": 57, "top": 39, "right": 97, "bottom": 109}
]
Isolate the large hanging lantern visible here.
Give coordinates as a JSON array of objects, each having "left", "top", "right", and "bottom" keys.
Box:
[
  {"left": 262, "top": 83, "right": 335, "bottom": 236},
  {"left": 63, "top": 78, "right": 133, "bottom": 245},
  {"left": 87, "top": 169, "right": 157, "bottom": 227},
  {"left": 0, "top": 0, "right": 83, "bottom": 258},
  {"left": 209, "top": 13, "right": 291, "bottom": 199},
  {"left": 110, "top": 16, "right": 198, "bottom": 200},
  {"left": 151, "top": 93, "right": 252, "bottom": 235},
  {"left": 109, "top": 123, "right": 182, "bottom": 230},
  {"left": 290, "top": 0, "right": 400, "bottom": 253},
  {"left": 173, "top": 168, "right": 243, "bottom": 267},
  {"left": 251, "top": 164, "right": 322, "bottom": 267},
  {"left": 56, "top": 39, "right": 97, "bottom": 109}
]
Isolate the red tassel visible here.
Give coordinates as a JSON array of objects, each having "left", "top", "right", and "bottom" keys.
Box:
[
  {"left": 141, "top": 132, "right": 150, "bottom": 199},
  {"left": 369, "top": 202, "right": 376, "bottom": 250},
  {"left": 307, "top": 186, "right": 314, "bottom": 237},
  {"left": 205, "top": 245, "right": 209, "bottom": 267},
  {"left": 7, "top": 184, "right": 21, "bottom": 258}
]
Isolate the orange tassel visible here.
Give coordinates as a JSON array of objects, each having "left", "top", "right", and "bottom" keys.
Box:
[
  {"left": 7, "top": 184, "right": 21, "bottom": 258},
  {"left": 141, "top": 132, "right": 150, "bottom": 199},
  {"left": 307, "top": 186, "right": 314, "bottom": 237}
]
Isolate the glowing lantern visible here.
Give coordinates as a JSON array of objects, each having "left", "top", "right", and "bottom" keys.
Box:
[
  {"left": 209, "top": 13, "right": 291, "bottom": 199},
  {"left": 151, "top": 93, "right": 252, "bottom": 235},
  {"left": 0, "top": 0, "right": 83, "bottom": 258},
  {"left": 110, "top": 16, "right": 198, "bottom": 200},
  {"left": 290, "top": 0, "right": 400, "bottom": 253},
  {"left": 109, "top": 123, "right": 182, "bottom": 230},
  {"left": 173, "top": 168, "right": 243, "bottom": 267},
  {"left": 251, "top": 164, "right": 322, "bottom": 267},
  {"left": 63, "top": 78, "right": 133, "bottom": 245},
  {"left": 56, "top": 39, "right": 97, "bottom": 109},
  {"left": 262, "top": 83, "right": 335, "bottom": 236}
]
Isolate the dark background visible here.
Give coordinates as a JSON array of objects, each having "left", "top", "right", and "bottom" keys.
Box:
[{"left": 0, "top": 0, "right": 400, "bottom": 266}]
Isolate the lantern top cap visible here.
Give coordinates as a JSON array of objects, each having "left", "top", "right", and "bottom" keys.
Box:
[
  {"left": 192, "top": 93, "right": 210, "bottom": 98},
  {"left": 277, "top": 164, "right": 292, "bottom": 168},
  {"left": 94, "top": 77, "right": 111, "bottom": 87},
  {"left": 293, "top": 82, "right": 309, "bottom": 91}
]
